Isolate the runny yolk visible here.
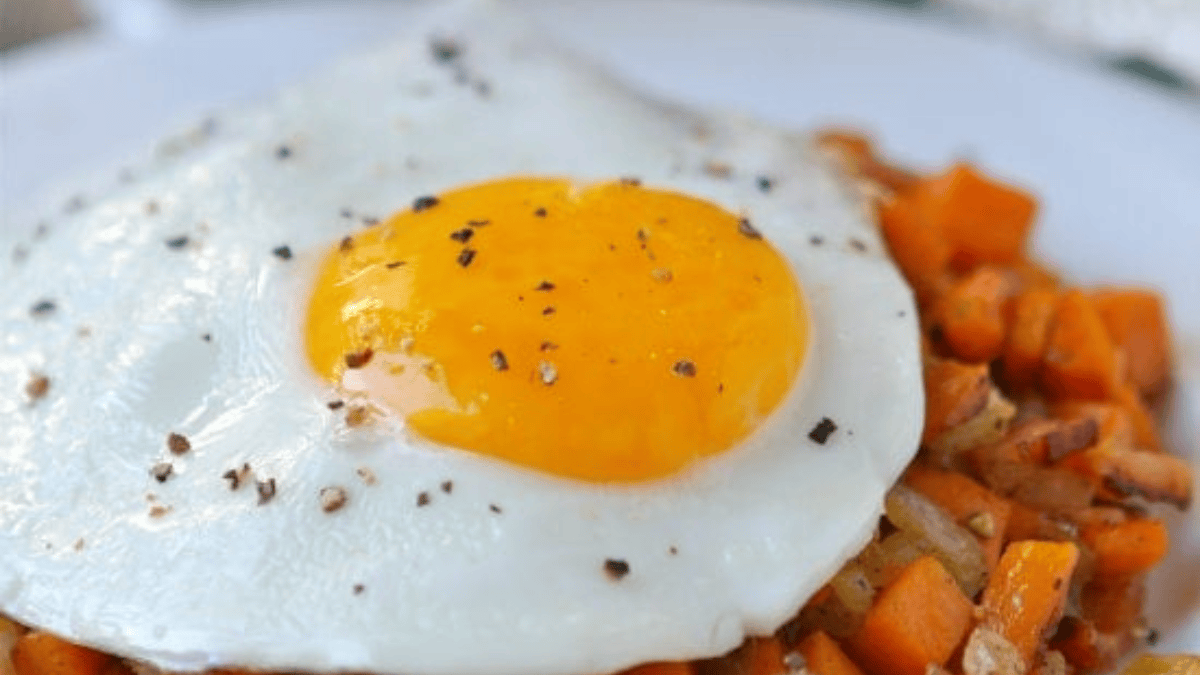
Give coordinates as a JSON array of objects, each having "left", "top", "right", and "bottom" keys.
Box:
[{"left": 304, "top": 177, "right": 808, "bottom": 482}]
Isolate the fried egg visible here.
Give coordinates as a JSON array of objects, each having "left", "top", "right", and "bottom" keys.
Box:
[{"left": 0, "top": 2, "right": 922, "bottom": 674}]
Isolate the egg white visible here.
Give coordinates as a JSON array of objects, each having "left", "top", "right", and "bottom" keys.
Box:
[{"left": 0, "top": 2, "right": 922, "bottom": 674}]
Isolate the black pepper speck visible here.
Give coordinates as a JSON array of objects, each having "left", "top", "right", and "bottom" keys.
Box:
[{"left": 808, "top": 417, "right": 838, "bottom": 445}]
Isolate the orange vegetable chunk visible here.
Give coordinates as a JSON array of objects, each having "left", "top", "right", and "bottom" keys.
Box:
[
  {"left": 847, "top": 555, "right": 973, "bottom": 675},
  {"left": 935, "top": 266, "right": 1013, "bottom": 363},
  {"left": 1079, "top": 517, "right": 1168, "bottom": 577},
  {"left": 1091, "top": 288, "right": 1172, "bottom": 396},
  {"left": 979, "top": 540, "right": 1080, "bottom": 666},
  {"left": 879, "top": 196, "right": 951, "bottom": 304},
  {"left": 922, "top": 357, "right": 991, "bottom": 445},
  {"left": 796, "top": 631, "right": 866, "bottom": 675},
  {"left": 1002, "top": 286, "right": 1059, "bottom": 391},
  {"left": 914, "top": 162, "right": 1037, "bottom": 270},
  {"left": 12, "top": 632, "right": 110, "bottom": 675},
  {"left": 905, "top": 465, "right": 1013, "bottom": 572},
  {"left": 1041, "top": 290, "right": 1121, "bottom": 400},
  {"left": 741, "top": 637, "right": 787, "bottom": 675}
]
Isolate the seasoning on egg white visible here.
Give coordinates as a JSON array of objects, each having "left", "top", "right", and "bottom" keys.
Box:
[
  {"left": 222, "top": 463, "right": 252, "bottom": 491},
  {"left": 440, "top": 480, "right": 453, "bottom": 494},
  {"left": 25, "top": 374, "right": 50, "bottom": 401},
  {"left": 737, "top": 218, "right": 762, "bottom": 240},
  {"left": 272, "top": 245, "right": 293, "bottom": 261},
  {"left": 167, "top": 433, "right": 191, "bottom": 456},
  {"left": 320, "top": 486, "right": 348, "bottom": 513},
  {"left": 339, "top": 236, "right": 355, "bottom": 252},
  {"left": 809, "top": 235, "right": 824, "bottom": 247},
  {"left": 849, "top": 238, "right": 868, "bottom": 253},
  {"left": 150, "top": 463, "right": 174, "bottom": 483},
  {"left": 756, "top": 176, "right": 773, "bottom": 193},
  {"left": 489, "top": 503, "right": 503, "bottom": 514},
  {"left": 164, "top": 235, "right": 189, "bottom": 249},
  {"left": 807, "top": 417, "right": 838, "bottom": 445},
  {"left": 416, "top": 492, "right": 431, "bottom": 507},
  {"left": 345, "top": 405, "right": 370, "bottom": 427},
  {"left": 356, "top": 467, "right": 377, "bottom": 486},
  {"left": 603, "top": 558, "right": 630, "bottom": 581},
  {"left": 149, "top": 505, "right": 171, "bottom": 519},
  {"left": 275, "top": 145, "right": 293, "bottom": 160},
  {"left": 257, "top": 479, "right": 277, "bottom": 506},
  {"left": 412, "top": 195, "right": 440, "bottom": 212},
  {"left": 327, "top": 400, "right": 345, "bottom": 410},
  {"left": 30, "top": 299, "right": 56, "bottom": 317},
  {"left": 429, "top": 37, "right": 461, "bottom": 63}
]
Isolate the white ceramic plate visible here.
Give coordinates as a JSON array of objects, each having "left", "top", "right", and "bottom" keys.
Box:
[{"left": 2, "top": 0, "right": 1197, "bottom": 654}]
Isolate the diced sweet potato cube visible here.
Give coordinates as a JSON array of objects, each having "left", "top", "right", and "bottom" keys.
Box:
[
  {"left": 914, "top": 163, "right": 1037, "bottom": 270},
  {"left": 847, "top": 556, "right": 973, "bottom": 675},
  {"left": 1041, "top": 290, "right": 1121, "bottom": 400},
  {"left": 1002, "top": 287, "right": 1059, "bottom": 391},
  {"left": 979, "top": 540, "right": 1079, "bottom": 666},
  {"left": 1078, "top": 518, "right": 1168, "bottom": 578},
  {"left": 1090, "top": 288, "right": 1172, "bottom": 396},
  {"left": 934, "top": 266, "right": 1014, "bottom": 363},
  {"left": 922, "top": 357, "right": 992, "bottom": 445},
  {"left": 879, "top": 196, "right": 952, "bottom": 304},
  {"left": 796, "top": 631, "right": 866, "bottom": 675}
]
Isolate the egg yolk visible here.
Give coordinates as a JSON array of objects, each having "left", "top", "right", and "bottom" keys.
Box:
[{"left": 305, "top": 177, "right": 807, "bottom": 482}]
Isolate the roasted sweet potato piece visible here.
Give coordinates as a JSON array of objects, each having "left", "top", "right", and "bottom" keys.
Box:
[
  {"left": 796, "top": 631, "right": 866, "bottom": 675},
  {"left": 934, "top": 266, "right": 1015, "bottom": 363},
  {"left": 979, "top": 540, "right": 1080, "bottom": 667},
  {"left": 1090, "top": 288, "right": 1172, "bottom": 396},
  {"left": 1078, "top": 518, "right": 1169, "bottom": 578},
  {"left": 1002, "top": 286, "right": 1059, "bottom": 391},
  {"left": 846, "top": 556, "right": 973, "bottom": 675},
  {"left": 879, "top": 196, "right": 952, "bottom": 304},
  {"left": 1041, "top": 290, "right": 1122, "bottom": 401},
  {"left": 922, "top": 357, "right": 992, "bottom": 445},
  {"left": 912, "top": 162, "right": 1037, "bottom": 270},
  {"left": 12, "top": 632, "right": 111, "bottom": 675}
]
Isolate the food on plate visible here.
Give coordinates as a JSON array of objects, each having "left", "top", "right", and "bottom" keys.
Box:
[
  {"left": 0, "top": 2, "right": 921, "bottom": 675},
  {"left": 0, "top": 2, "right": 1193, "bottom": 675}
]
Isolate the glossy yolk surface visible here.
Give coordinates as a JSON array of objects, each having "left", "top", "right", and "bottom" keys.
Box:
[{"left": 305, "top": 178, "right": 808, "bottom": 482}]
